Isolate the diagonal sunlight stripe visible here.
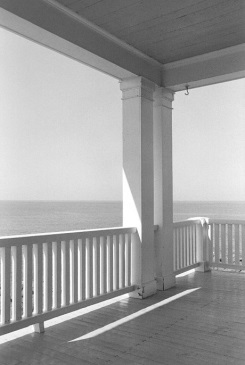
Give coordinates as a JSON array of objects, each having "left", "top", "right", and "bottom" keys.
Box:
[
  {"left": 176, "top": 269, "right": 196, "bottom": 277},
  {"left": 69, "top": 287, "right": 200, "bottom": 342},
  {"left": 0, "top": 293, "right": 130, "bottom": 345}
]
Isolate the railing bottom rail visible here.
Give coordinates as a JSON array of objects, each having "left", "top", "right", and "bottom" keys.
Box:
[
  {"left": 174, "top": 263, "right": 200, "bottom": 276},
  {"left": 0, "top": 285, "right": 135, "bottom": 335}
]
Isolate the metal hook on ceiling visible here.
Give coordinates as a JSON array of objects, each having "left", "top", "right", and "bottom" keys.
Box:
[{"left": 185, "top": 85, "right": 189, "bottom": 96}]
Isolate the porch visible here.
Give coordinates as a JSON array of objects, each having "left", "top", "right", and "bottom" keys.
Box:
[
  {"left": 1, "top": 269, "right": 245, "bottom": 365},
  {"left": 0, "top": 1, "right": 245, "bottom": 363}
]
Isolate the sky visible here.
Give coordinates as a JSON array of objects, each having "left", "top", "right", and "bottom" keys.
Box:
[{"left": 0, "top": 28, "right": 245, "bottom": 201}]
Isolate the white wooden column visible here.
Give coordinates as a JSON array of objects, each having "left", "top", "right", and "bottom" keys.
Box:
[
  {"left": 120, "top": 77, "right": 157, "bottom": 298},
  {"left": 154, "top": 87, "right": 175, "bottom": 290}
]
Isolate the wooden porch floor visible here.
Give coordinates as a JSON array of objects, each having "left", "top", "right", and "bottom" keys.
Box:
[{"left": 1, "top": 270, "right": 245, "bottom": 365}]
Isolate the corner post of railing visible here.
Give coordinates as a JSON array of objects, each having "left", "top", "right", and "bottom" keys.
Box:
[
  {"left": 130, "top": 229, "right": 142, "bottom": 295},
  {"left": 196, "top": 218, "right": 210, "bottom": 272}
]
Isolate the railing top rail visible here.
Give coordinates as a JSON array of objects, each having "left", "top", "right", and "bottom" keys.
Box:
[
  {"left": 208, "top": 219, "right": 245, "bottom": 225},
  {"left": 0, "top": 226, "right": 137, "bottom": 246},
  {"left": 173, "top": 219, "right": 203, "bottom": 228}
]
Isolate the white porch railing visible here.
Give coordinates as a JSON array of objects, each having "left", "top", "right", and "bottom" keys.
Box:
[
  {"left": 173, "top": 219, "right": 205, "bottom": 275},
  {"left": 2, "top": 218, "right": 245, "bottom": 335},
  {"left": 208, "top": 219, "right": 245, "bottom": 270},
  {"left": 173, "top": 218, "right": 245, "bottom": 275},
  {"left": 0, "top": 227, "right": 137, "bottom": 335}
]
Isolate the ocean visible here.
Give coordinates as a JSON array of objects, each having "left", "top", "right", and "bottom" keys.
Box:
[{"left": 0, "top": 200, "right": 245, "bottom": 237}]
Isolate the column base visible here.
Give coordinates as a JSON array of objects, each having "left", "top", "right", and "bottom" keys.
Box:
[
  {"left": 156, "top": 273, "right": 176, "bottom": 291},
  {"left": 130, "top": 279, "right": 157, "bottom": 299},
  {"left": 196, "top": 261, "right": 210, "bottom": 272}
]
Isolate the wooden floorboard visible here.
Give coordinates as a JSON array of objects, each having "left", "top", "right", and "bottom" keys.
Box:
[{"left": 1, "top": 270, "right": 245, "bottom": 364}]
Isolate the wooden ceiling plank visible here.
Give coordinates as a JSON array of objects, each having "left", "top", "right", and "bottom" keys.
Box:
[
  {"left": 120, "top": 1, "right": 244, "bottom": 47},
  {"left": 115, "top": 0, "right": 224, "bottom": 37},
  {"left": 152, "top": 30, "right": 245, "bottom": 63},
  {"left": 88, "top": 0, "right": 198, "bottom": 29},
  {"left": 69, "top": 0, "right": 141, "bottom": 19},
  {"left": 134, "top": 9, "right": 245, "bottom": 54}
]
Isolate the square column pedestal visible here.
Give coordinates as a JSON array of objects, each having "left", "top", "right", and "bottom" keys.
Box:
[
  {"left": 154, "top": 87, "right": 176, "bottom": 290},
  {"left": 120, "top": 77, "right": 157, "bottom": 298}
]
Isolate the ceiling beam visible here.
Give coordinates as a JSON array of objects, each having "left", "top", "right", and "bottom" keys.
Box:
[
  {"left": 0, "top": 0, "right": 162, "bottom": 85},
  {"left": 163, "top": 44, "right": 245, "bottom": 91},
  {"left": 1, "top": 1, "right": 244, "bottom": 92}
]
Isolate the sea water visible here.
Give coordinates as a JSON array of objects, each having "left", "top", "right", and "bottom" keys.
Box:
[
  {"left": 0, "top": 200, "right": 245, "bottom": 237},
  {"left": 0, "top": 201, "right": 122, "bottom": 236}
]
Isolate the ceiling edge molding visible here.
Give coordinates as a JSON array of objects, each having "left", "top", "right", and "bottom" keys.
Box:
[
  {"left": 163, "top": 45, "right": 245, "bottom": 91},
  {"left": 163, "top": 44, "right": 245, "bottom": 70},
  {"left": 0, "top": 7, "right": 136, "bottom": 80}
]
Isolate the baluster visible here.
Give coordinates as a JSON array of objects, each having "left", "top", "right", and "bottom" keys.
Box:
[
  {"left": 97, "top": 237, "right": 101, "bottom": 296},
  {"left": 66, "top": 241, "right": 70, "bottom": 305},
  {"left": 189, "top": 226, "right": 192, "bottom": 265},
  {"left": 235, "top": 224, "right": 240, "bottom": 265},
  {"left": 61, "top": 241, "right": 66, "bottom": 306},
  {"left": 113, "top": 235, "right": 119, "bottom": 290},
  {"left": 77, "top": 239, "right": 82, "bottom": 301},
  {"left": 52, "top": 242, "right": 57, "bottom": 309},
  {"left": 108, "top": 236, "right": 113, "bottom": 292},
  {"left": 220, "top": 224, "right": 226, "bottom": 265},
  {"left": 33, "top": 244, "right": 38, "bottom": 314},
  {"left": 43, "top": 242, "right": 52, "bottom": 312},
  {"left": 61, "top": 240, "right": 70, "bottom": 306},
  {"left": 242, "top": 225, "right": 245, "bottom": 267},
  {"left": 23, "top": 245, "right": 32, "bottom": 318},
  {"left": 78, "top": 238, "right": 86, "bottom": 301},
  {"left": 209, "top": 224, "right": 214, "bottom": 264},
  {"left": 183, "top": 227, "right": 187, "bottom": 267},
  {"left": 120, "top": 234, "right": 126, "bottom": 289},
  {"left": 86, "top": 237, "right": 93, "bottom": 299},
  {"left": 227, "top": 225, "right": 232, "bottom": 264},
  {"left": 180, "top": 228, "right": 184, "bottom": 269},
  {"left": 177, "top": 228, "right": 180, "bottom": 269},
  {"left": 92, "top": 237, "right": 96, "bottom": 297},
  {"left": 186, "top": 226, "right": 191, "bottom": 266},
  {"left": 189, "top": 226, "right": 192, "bottom": 266},
  {"left": 191, "top": 225, "right": 194, "bottom": 265},
  {"left": 56, "top": 241, "right": 61, "bottom": 308},
  {"left": 93, "top": 237, "right": 100, "bottom": 297},
  {"left": 11, "top": 245, "right": 22, "bottom": 321},
  {"left": 73, "top": 239, "right": 78, "bottom": 303},
  {"left": 173, "top": 229, "right": 176, "bottom": 272},
  {"left": 214, "top": 224, "right": 220, "bottom": 264},
  {"left": 101, "top": 236, "right": 107, "bottom": 294},
  {"left": 1, "top": 247, "right": 11, "bottom": 325},
  {"left": 128, "top": 233, "right": 132, "bottom": 286},
  {"left": 178, "top": 228, "right": 181, "bottom": 269},
  {"left": 47, "top": 243, "right": 52, "bottom": 311},
  {"left": 43, "top": 243, "right": 48, "bottom": 311},
  {"left": 70, "top": 240, "right": 74, "bottom": 304},
  {"left": 37, "top": 243, "right": 43, "bottom": 314},
  {"left": 194, "top": 225, "right": 197, "bottom": 264},
  {"left": 81, "top": 239, "right": 86, "bottom": 300}
]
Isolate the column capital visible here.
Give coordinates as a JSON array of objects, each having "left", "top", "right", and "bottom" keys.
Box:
[
  {"left": 154, "top": 87, "right": 174, "bottom": 109},
  {"left": 120, "top": 76, "right": 156, "bottom": 101}
]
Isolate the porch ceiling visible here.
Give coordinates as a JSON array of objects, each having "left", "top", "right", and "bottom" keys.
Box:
[
  {"left": 1, "top": 0, "right": 245, "bottom": 90},
  {"left": 56, "top": 0, "right": 245, "bottom": 64}
]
